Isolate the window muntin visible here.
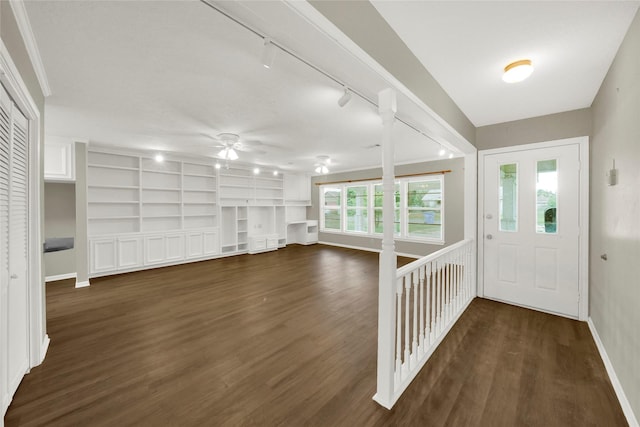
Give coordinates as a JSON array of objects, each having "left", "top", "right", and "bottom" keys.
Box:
[
  {"left": 536, "top": 159, "right": 557, "bottom": 234},
  {"left": 499, "top": 163, "right": 518, "bottom": 232}
]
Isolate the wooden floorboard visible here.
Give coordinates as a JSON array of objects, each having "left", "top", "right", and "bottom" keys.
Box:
[{"left": 5, "top": 244, "right": 627, "bottom": 426}]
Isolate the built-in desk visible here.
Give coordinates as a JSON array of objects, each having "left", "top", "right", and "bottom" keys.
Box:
[{"left": 286, "top": 220, "right": 318, "bottom": 245}]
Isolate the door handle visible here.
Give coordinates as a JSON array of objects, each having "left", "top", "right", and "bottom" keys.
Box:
[
  {"left": 10, "top": 274, "right": 17, "bottom": 279},
  {"left": 486, "top": 234, "right": 493, "bottom": 240}
]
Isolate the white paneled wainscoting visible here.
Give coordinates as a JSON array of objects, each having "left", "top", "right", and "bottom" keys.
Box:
[{"left": 375, "top": 239, "right": 475, "bottom": 409}]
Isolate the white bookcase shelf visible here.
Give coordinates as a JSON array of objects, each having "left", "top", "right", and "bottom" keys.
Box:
[
  {"left": 88, "top": 150, "right": 219, "bottom": 236},
  {"left": 86, "top": 148, "right": 313, "bottom": 277}
]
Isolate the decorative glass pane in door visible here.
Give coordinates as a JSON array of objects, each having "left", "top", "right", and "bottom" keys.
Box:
[{"left": 536, "top": 159, "right": 557, "bottom": 234}]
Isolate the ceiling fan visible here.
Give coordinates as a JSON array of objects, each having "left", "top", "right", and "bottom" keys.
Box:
[{"left": 210, "top": 133, "right": 264, "bottom": 161}]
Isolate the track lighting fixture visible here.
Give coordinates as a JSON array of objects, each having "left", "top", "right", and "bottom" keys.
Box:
[
  {"left": 261, "top": 38, "right": 276, "bottom": 69},
  {"left": 338, "top": 87, "right": 352, "bottom": 107},
  {"left": 438, "top": 146, "right": 446, "bottom": 157},
  {"left": 448, "top": 152, "right": 454, "bottom": 159}
]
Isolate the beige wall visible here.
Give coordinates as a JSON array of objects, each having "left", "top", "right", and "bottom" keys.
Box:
[
  {"left": 476, "top": 108, "right": 591, "bottom": 150},
  {"left": 44, "top": 183, "right": 76, "bottom": 277},
  {"left": 309, "top": 157, "right": 464, "bottom": 257},
  {"left": 590, "top": 10, "right": 640, "bottom": 419},
  {"left": 309, "top": 0, "right": 475, "bottom": 145}
]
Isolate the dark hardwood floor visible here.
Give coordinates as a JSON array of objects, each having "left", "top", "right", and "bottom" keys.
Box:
[{"left": 5, "top": 245, "right": 626, "bottom": 426}]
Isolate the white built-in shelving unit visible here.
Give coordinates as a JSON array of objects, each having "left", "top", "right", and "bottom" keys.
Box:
[
  {"left": 219, "top": 166, "right": 284, "bottom": 206},
  {"left": 86, "top": 148, "right": 312, "bottom": 277}
]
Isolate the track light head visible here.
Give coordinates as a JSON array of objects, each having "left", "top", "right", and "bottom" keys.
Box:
[
  {"left": 261, "top": 38, "right": 276, "bottom": 69},
  {"left": 338, "top": 87, "right": 352, "bottom": 107},
  {"left": 438, "top": 146, "right": 446, "bottom": 157}
]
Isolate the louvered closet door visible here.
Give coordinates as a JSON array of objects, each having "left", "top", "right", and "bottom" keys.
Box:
[
  {"left": 0, "top": 82, "right": 11, "bottom": 407},
  {"left": 4, "top": 84, "right": 29, "bottom": 398}
]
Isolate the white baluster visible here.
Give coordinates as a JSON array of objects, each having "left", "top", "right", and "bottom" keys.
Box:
[
  {"left": 444, "top": 256, "right": 450, "bottom": 325},
  {"left": 412, "top": 270, "right": 419, "bottom": 362},
  {"left": 435, "top": 259, "right": 441, "bottom": 336},
  {"left": 453, "top": 254, "right": 457, "bottom": 314},
  {"left": 404, "top": 274, "right": 411, "bottom": 373},
  {"left": 426, "top": 262, "right": 432, "bottom": 345},
  {"left": 418, "top": 266, "right": 425, "bottom": 355},
  {"left": 395, "top": 277, "right": 403, "bottom": 385}
]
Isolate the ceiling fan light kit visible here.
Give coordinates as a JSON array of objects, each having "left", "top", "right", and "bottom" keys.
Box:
[{"left": 502, "top": 59, "right": 534, "bottom": 83}]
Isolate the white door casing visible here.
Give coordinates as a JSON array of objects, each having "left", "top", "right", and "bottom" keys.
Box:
[{"left": 479, "top": 138, "right": 589, "bottom": 319}]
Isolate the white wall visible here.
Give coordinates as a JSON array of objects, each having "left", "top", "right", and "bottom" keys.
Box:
[{"left": 590, "top": 9, "right": 640, "bottom": 421}]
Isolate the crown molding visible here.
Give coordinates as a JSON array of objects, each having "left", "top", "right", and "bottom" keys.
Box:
[{"left": 8, "top": 0, "right": 52, "bottom": 97}]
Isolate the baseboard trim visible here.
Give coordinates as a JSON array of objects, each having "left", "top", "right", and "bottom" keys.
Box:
[
  {"left": 39, "top": 334, "right": 50, "bottom": 365},
  {"left": 318, "top": 241, "right": 420, "bottom": 259},
  {"left": 75, "top": 280, "right": 90, "bottom": 288},
  {"left": 588, "top": 317, "right": 638, "bottom": 427},
  {"left": 45, "top": 272, "right": 76, "bottom": 282}
]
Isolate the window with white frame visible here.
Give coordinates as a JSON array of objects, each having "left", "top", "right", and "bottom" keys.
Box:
[
  {"left": 406, "top": 178, "right": 442, "bottom": 240},
  {"left": 373, "top": 183, "right": 400, "bottom": 235},
  {"left": 319, "top": 175, "right": 444, "bottom": 243},
  {"left": 346, "top": 185, "right": 368, "bottom": 233},
  {"left": 322, "top": 186, "right": 341, "bottom": 230}
]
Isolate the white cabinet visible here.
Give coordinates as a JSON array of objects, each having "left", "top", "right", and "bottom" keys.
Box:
[
  {"left": 248, "top": 233, "right": 279, "bottom": 254},
  {"left": 284, "top": 173, "right": 311, "bottom": 205},
  {"left": 203, "top": 230, "right": 220, "bottom": 256},
  {"left": 44, "top": 139, "right": 75, "bottom": 182},
  {"left": 144, "top": 235, "right": 165, "bottom": 265},
  {"left": 165, "top": 234, "right": 185, "bottom": 262},
  {"left": 90, "top": 228, "right": 220, "bottom": 276},
  {"left": 117, "top": 236, "right": 142, "bottom": 269},
  {"left": 91, "top": 238, "right": 117, "bottom": 273},
  {"left": 286, "top": 220, "right": 318, "bottom": 245}
]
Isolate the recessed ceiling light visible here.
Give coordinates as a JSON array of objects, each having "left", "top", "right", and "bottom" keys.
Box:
[
  {"left": 253, "top": 167, "right": 260, "bottom": 175},
  {"left": 273, "top": 170, "right": 278, "bottom": 176},
  {"left": 502, "top": 59, "right": 533, "bottom": 83},
  {"left": 214, "top": 162, "right": 221, "bottom": 169},
  {"left": 155, "top": 153, "right": 164, "bottom": 163}
]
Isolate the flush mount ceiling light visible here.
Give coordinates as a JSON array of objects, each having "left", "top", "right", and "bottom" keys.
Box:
[
  {"left": 502, "top": 59, "right": 534, "bottom": 83},
  {"left": 261, "top": 37, "right": 276, "bottom": 69},
  {"left": 338, "top": 87, "right": 352, "bottom": 107}
]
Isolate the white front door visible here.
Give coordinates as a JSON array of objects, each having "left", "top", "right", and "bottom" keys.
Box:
[{"left": 482, "top": 142, "right": 581, "bottom": 318}]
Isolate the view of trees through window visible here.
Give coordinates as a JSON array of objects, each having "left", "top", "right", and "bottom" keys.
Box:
[{"left": 320, "top": 175, "right": 443, "bottom": 242}]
